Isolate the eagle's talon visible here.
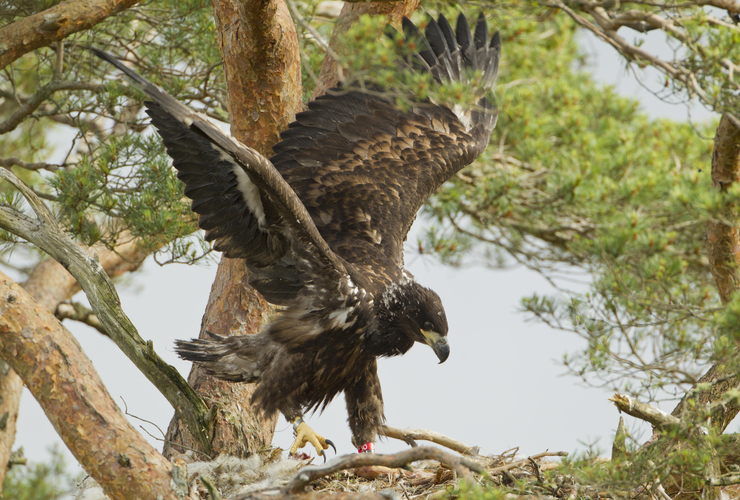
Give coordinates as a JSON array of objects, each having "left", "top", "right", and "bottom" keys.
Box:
[
  {"left": 326, "top": 439, "right": 336, "bottom": 455},
  {"left": 290, "top": 420, "right": 333, "bottom": 459}
]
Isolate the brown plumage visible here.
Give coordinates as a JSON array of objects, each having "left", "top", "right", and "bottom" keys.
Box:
[{"left": 94, "top": 11, "right": 500, "bottom": 454}]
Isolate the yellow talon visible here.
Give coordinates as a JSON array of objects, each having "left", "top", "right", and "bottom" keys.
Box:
[{"left": 290, "top": 419, "right": 336, "bottom": 461}]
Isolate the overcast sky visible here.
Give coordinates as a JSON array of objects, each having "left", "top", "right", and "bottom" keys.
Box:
[{"left": 11, "top": 23, "right": 719, "bottom": 482}]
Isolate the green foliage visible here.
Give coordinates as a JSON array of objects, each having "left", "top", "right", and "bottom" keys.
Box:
[
  {"left": 420, "top": 3, "right": 724, "bottom": 398},
  {"left": 0, "top": 0, "right": 225, "bottom": 270},
  {"left": 340, "top": 12, "right": 491, "bottom": 114},
  {"left": 2, "top": 447, "right": 81, "bottom": 500}
]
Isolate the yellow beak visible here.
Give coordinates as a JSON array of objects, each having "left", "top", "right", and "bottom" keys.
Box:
[{"left": 421, "top": 329, "right": 450, "bottom": 364}]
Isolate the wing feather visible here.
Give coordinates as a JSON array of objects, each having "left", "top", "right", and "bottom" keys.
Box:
[
  {"left": 92, "top": 11, "right": 499, "bottom": 301},
  {"left": 92, "top": 49, "right": 358, "bottom": 306},
  {"left": 270, "top": 13, "right": 500, "bottom": 280}
]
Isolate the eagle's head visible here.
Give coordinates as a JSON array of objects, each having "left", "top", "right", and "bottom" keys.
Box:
[{"left": 377, "top": 281, "right": 450, "bottom": 363}]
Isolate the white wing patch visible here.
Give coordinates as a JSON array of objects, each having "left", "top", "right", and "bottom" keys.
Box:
[
  {"left": 217, "top": 150, "right": 267, "bottom": 227},
  {"left": 452, "top": 104, "right": 474, "bottom": 131},
  {"left": 328, "top": 307, "right": 355, "bottom": 330}
]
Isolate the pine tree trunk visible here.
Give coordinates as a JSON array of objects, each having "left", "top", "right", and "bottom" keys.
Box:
[
  {"left": 662, "top": 114, "right": 740, "bottom": 433},
  {"left": 163, "top": 0, "right": 302, "bottom": 459}
]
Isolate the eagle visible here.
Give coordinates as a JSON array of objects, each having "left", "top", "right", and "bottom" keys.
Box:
[{"left": 94, "top": 11, "right": 500, "bottom": 458}]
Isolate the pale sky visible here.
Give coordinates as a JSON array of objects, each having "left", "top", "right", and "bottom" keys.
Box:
[{"left": 11, "top": 23, "right": 719, "bottom": 482}]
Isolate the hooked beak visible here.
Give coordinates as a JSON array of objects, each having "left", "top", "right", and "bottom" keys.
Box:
[{"left": 421, "top": 329, "right": 450, "bottom": 364}]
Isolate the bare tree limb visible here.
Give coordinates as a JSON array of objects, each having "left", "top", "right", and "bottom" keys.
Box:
[
  {"left": 382, "top": 425, "right": 479, "bottom": 456},
  {"left": 56, "top": 301, "right": 106, "bottom": 335},
  {"left": 610, "top": 393, "right": 682, "bottom": 428},
  {"left": 0, "top": 0, "right": 142, "bottom": 70},
  {"left": 0, "top": 269, "right": 179, "bottom": 500},
  {"left": 0, "top": 167, "right": 214, "bottom": 453},
  {"left": 0, "top": 231, "right": 167, "bottom": 477}
]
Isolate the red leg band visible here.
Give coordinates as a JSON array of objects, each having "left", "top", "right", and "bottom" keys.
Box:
[{"left": 358, "top": 442, "right": 375, "bottom": 453}]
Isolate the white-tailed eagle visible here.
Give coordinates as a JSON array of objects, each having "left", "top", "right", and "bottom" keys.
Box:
[{"left": 94, "top": 11, "right": 500, "bottom": 458}]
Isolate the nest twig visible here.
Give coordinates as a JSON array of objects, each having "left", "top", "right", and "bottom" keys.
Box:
[{"left": 285, "top": 446, "right": 484, "bottom": 494}]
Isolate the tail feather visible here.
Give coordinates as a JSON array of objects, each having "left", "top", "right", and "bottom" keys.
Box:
[
  {"left": 174, "top": 333, "right": 276, "bottom": 383},
  {"left": 474, "top": 12, "right": 488, "bottom": 50}
]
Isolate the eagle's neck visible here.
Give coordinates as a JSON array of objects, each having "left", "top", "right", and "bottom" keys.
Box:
[{"left": 365, "top": 280, "right": 418, "bottom": 358}]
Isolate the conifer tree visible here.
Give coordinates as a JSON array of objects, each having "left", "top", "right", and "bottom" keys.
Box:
[{"left": 2, "top": 0, "right": 740, "bottom": 498}]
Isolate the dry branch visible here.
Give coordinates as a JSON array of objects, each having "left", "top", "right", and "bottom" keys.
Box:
[
  {"left": 383, "top": 425, "right": 479, "bottom": 455},
  {"left": 0, "top": 269, "right": 179, "bottom": 500},
  {"left": 488, "top": 451, "right": 568, "bottom": 475},
  {"left": 0, "top": 0, "right": 142, "bottom": 70},
  {"left": 56, "top": 301, "right": 105, "bottom": 334},
  {"left": 610, "top": 393, "right": 682, "bottom": 428},
  {"left": 0, "top": 167, "right": 214, "bottom": 453},
  {"left": 285, "top": 447, "right": 485, "bottom": 494}
]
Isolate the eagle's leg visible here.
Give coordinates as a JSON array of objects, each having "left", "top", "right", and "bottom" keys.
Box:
[
  {"left": 345, "top": 360, "right": 385, "bottom": 453},
  {"left": 280, "top": 400, "right": 335, "bottom": 460}
]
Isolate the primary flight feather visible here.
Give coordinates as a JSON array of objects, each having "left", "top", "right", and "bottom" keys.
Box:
[{"left": 94, "top": 11, "right": 500, "bottom": 457}]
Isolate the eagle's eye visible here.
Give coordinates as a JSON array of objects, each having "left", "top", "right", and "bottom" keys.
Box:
[{"left": 423, "top": 321, "right": 434, "bottom": 331}]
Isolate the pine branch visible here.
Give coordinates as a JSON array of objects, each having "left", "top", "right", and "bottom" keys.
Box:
[
  {"left": 0, "top": 81, "right": 101, "bottom": 135},
  {"left": 0, "top": 157, "right": 62, "bottom": 172}
]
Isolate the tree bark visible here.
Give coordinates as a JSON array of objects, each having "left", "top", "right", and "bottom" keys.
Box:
[
  {"left": 666, "top": 114, "right": 740, "bottom": 432},
  {"left": 0, "top": 269, "right": 180, "bottom": 500},
  {"left": 0, "top": 234, "right": 156, "bottom": 488},
  {"left": 0, "top": 361, "right": 22, "bottom": 487},
  {"left": 0, "top": 0, "right": 142, "bottom": 70},
  {"left": 163, "top": 0, "right": 303, "bottom": 459}
]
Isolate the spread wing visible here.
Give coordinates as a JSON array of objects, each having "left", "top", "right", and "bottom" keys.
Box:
[
  {"left": 91, "top": 49, "right": 357, "bottom": 310},
  {"left": 271, "top": 13, "right": 500, "bottom": 283},
  {"left": 92, "top": 11, "right": 500, "bottom": 305}
]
